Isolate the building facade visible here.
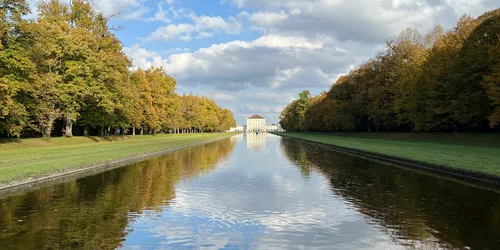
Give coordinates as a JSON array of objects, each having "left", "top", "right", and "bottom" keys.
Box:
[
  {"left": 228, "top": 125, "right": 245, "bottom": 132},
  {"left": 266, "top": 124, "right": 284, "bottom": 132},
  {"left": 246, "top": 114, "right": 266, "bottom": 132}
]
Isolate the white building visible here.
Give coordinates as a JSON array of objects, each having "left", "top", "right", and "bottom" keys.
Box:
[
  {"left": 228, "top": 125, "right": 245, "bottom": 132},
  {"left": 247, "top": 114, "right": 266, "bottom": 132},
  {"left": 266, "top": 124, "right": 284, "bottom": 132}
]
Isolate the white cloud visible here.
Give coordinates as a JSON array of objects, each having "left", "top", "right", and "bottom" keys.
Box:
[
  {"left": 248, "top": 92, "right": 297, "bottom": 104},
  {"left": 147, "top": 10, "right": 243, "bottom": 41},
  {"left": 145, "top": 3, "right": 171, "bottom": 23},
  {"left": 243, "top": 104, "right": 286, "bottom": 114},
  {"left": 249, "top": 11, "right": 289, "bottom": 27},
  {"left": 126, "top": 0, "right": 497, "bottom": 123},
  {"left": 28, "top": 0, "right": 149, "bottom": 20},
  {"left": 189, "top": 14, "right": 242, "bottom": 34},
  {"left": 127, "top": 35, "right": 353, "bottom": 91},
  {"left": 93, "top": 0, "right": 148, "bottom": 19},
  {"left": 149, "top": 23, "right": 199, "bottom": 41},
  {"left": 213, "top": 93, "right": 236, "bottom": 101},
  {"left": 228, "top": 0, "right": 499, "bottom": 44},
  {"left": 123, "top": 44, "right": 164, "bottom": 70}
]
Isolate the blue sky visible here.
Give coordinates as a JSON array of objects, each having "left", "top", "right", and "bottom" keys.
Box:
[{"left": 30, "top": 0, "right": 500, "bottom": 124}]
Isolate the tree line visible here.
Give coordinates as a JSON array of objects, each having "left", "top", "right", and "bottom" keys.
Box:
[
  {"left": 0, "top": 0, "right": 235, "bottom": 138},
  {"left": 280, "top": 9, "right": 500, "bottom": 133}
]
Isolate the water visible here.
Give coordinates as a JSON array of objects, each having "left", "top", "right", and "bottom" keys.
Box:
[{"left": 1, "top": 134, "right": 499, "bottom": 250}]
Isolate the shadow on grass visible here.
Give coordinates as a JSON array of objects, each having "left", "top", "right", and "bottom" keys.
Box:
[
  {"left": 0, "top": 138, "right": 22, "bottom": 144},
  {"left": 85, "top": 136, "right": 132, "bottom": 142},
  {"left": 0, "top": 136, "right": 133, "bottom": 145}
]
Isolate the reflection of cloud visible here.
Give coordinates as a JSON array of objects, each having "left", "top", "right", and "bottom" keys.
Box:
[
  {"left": 246, "top": 133, "right": 267, "bottom": 150},
  {"left": 118, "top": 134, "right": 424, "bottom": 249}
]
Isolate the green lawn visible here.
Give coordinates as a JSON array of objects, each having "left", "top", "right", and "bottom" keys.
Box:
[
  {"left": 0, "top": 133, "right": 237, "bottom": 184},
  {"left": 276, "top": 132, "right": 500, "bottom": 176}
]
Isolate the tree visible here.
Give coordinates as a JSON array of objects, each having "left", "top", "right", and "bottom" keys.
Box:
[
  {"left": 485, "top": 37, "right": 500, "bottom": 127},
  {"left": 279, "top": 9, "right": 500, "bottom": 134},
  {"left": 0, "top": 0, "right": 32, "bottom": 137},
  {"left": 447, "top": 10, "right": 500, "bottom": 131},
  {"left": 0, "top": 0, "right": 235, "bottom": 138}
]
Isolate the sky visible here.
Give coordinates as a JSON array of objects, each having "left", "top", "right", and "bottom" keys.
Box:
[{"left": 30, "top": 0, "right": 499, "bottom": 125}]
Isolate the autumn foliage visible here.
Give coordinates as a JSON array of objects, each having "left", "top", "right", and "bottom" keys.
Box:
[
  {"left": 280, "top": 9, "right": 500, "bottom": 133},
  {"left": 0, "top": 0, "right": 235, "bottom": 138}
]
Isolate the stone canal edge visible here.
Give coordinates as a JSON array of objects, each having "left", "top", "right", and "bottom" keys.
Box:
[
  {"left": 0, "top": 135, "right": 235, "bottom": 194},
  {"left": 274, "top": 133, "right": 500, "bottom": 189}
]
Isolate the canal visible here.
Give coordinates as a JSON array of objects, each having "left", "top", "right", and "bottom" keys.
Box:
[{"left": 0, "top": 134, "right": 499, "bottom": 249}]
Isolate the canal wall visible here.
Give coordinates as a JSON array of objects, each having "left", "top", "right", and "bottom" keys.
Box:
[
  {"left": 0, "top": 135, "right": 236, "bottom": 194},
  {"left": 274, "top": 133, "right": 500, "bottom": 189}
]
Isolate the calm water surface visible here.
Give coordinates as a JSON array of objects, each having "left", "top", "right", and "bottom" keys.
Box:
[{"left": 1, "top": 134, "right": 500, "bottom": 249}]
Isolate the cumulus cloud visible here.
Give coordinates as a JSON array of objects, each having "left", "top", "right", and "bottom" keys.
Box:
[
  {"left": 28, "top": 0, "right": 149, "bottom": 20},
  {"left": 123, "top": 44, "right": 165, "bottom": 70},
  {"left": 147, "top": 9, "right": 243, "bottom": 41},
  {"left": 93, "top": 0, "right": 149, "bottom": 19},
  {"left": 126, "top": 35, "right": 353, "bottom": 91},
  {"left": 227, "top": 0, "right": 499, "bottom": 43},
  {"left": 212, "top": 93, "right": 236, "bottom": 101},
  {"left": 125, "top": 0, "right": 497, "bottom": 123},
  {"left": 242, "top": 104, "right": 286, "bottom": 114},
  {"left": 248, "top": 92, "right": 297, "bottom": 104},
  {"left": 145, "top": 2, "right": 172, "bottom": 23}
]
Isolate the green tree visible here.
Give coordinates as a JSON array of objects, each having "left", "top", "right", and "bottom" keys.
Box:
[
  {"left": 447, "top": 10, "right": 500, "bottom": 131},
  {"left": 485, "top": 37, "right": 500, "bottom": 127},
  {"left": 0, "top": 0, "right": 32, "bottom": 137}
]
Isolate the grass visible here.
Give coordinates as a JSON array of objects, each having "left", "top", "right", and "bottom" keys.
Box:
[
  {"left": 0, "top": 133, "right": 238, "bottom": 185},
  {"left": 275, "top": 132, "right": 500, "bottom": 176}
]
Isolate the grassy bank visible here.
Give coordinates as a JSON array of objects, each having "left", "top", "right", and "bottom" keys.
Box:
[
  {"left": 275, "top": 132, "right": 500, "bottom": 176},
  {"left": 0, "top": 133, "right": 237, "bottom": 185}
]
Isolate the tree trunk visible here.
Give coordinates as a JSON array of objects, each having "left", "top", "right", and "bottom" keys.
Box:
[
  {"left": 99, "top": 126, "right": 104, "bottom": 136},
  {"left": 140, "top": 128, "right": 144, "bottom": 135},
  {"left": 132, "top": 126, "right": 136, "bottom": 135},
  {"left": 42, "top": 125, "right": 52, "bottom": 138},
  {"left": 454, "top": 123, "right": 460, "bottom": 134},
  {"left": 64, "top": 112, "right": 73, "bottom": 137},
  {"left": 84, "top": 125, "right": 89, "bottom": 136},
  {"left": 41, "top": 116, "right": 57, "bottom": 138}
]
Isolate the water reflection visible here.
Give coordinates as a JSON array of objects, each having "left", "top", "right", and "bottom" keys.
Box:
[
  {"left": 246, "top": 133, "right": 267, "bottom": 150},
  {"left": 0, "top": 138, "right": 236, "bottom": 250},
  {"left": 0, "top": 134, "right": 499, "bottom": 249},
  {"left": 280, "top": 138, "right": 500, "bottom": 249}
]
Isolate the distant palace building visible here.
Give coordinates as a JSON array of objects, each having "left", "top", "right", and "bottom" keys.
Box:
[
  {"left": 228, "top": 125, "right": 245, "bottom": 132},
  {"left": 266, "top": 124, "right": 282, "bottom": 132},
  {"left": 227, "top": 116, "right": 284, "bottom": 133},
  {"left": 247, "top": 114, "right": 266, "bottom": 132}
]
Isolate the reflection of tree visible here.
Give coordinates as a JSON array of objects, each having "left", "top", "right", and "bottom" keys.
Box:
[
  {"left": 280, "top": 138, "right": 500, "bottom": 249},
  {"left": 0, "top": 138, "right": 236, "bottom": 250}
]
